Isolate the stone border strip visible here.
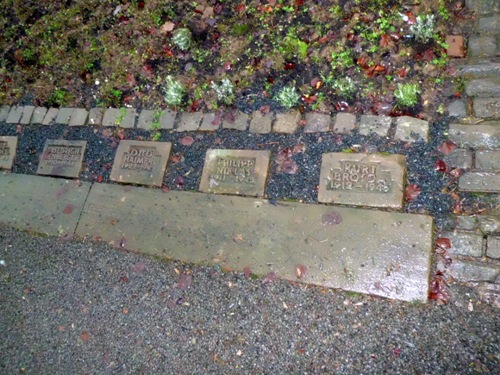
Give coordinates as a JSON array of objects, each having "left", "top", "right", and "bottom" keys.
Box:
[{"left": 2, "top": 105, "right": 430, "bottom": 143}]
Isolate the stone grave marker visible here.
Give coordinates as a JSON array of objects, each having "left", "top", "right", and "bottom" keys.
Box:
[
  {"left": 37, "top": 140, "right": 87, "bottom": 178},
  {"left": 110, "top": 140, "right": 172, "bottom": 187},
  {"left": 318, "top": 153, "right": 406, "bottom": 209},
  {"left": 0, "top": 136, "right": 18, "bottom": 170},
  {"left": 199, "top": 149, "right": 270, "bottom": 197}
]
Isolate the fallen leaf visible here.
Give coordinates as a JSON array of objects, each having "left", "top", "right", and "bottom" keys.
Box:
[
  {"left": 262, "top": 271, "right": 277, "bottom": 284},
  {"left": 438, "top": 141, "right": 457, "bottom": 155},
  {"left": 80, "top": 331, "right": 91, "bottom": 341},
  {"left": 63, "top": 204, "right": 75, "bottom": 214},
  {"left": 177, "top": 273, "right": 192, "bottom": 290},
  {"left": 161, "top": 21, "right": 175, "bottom": 33},
  {"left": 243, "top": 266, "right": 252, "bottom": 278},
  {"left": 321, "top": 210, "right": 342, "bottom": 225},
  {"left": 434, "top": 160, "right": 447, "bottom": 172},
  {"left": 436, "top": 237, "right": 451, "bottom": 250},
  {"left": 295, "top": 264, "right": 308, "bottom": 279},
  {"left": 174, "top": 175, "right": 185, "bottom": 188},
  {"left": 180, "top": 136, "right": 195, "bottom": 146},
  {"left": 279, "top": 159, "right": 299, "bottom": 174},
  {"left": 404, "top": 184, "right": 421, "bottom": 201},
  {"left": 133, "top": 262, "right": 145, "bottom": 272}
]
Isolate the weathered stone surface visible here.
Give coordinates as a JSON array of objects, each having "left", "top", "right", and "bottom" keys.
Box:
[
  {"left": 457, "top": 62, "right": 500, "bottom": 78},
  {"left": 478, "top": 214, "right": 500, "bottom": 234},
  {"left": 468, "top": 35, "right": 497, "bottom": 58},
  {"left": 88, "top": 108, "right": 104, "bottom": 125},
  {"left": 359, "top": 115, "right": 392, "bottom": 137},
  {"left": 37, "top": 140, "right": 87, "bottom": 178},
  {"left": 20, "top": 106, "right": 35, "bottom": 125},
  {"left": 110, "top": 140, "right": 172, "bottom": 187},
  {"left": 41, "top": 108, "right": 59, "bottom": 125},
  {"left": 199, "top": 112, "right": 220, "bottom": 131},
  {"left": 0, "top": 136, "right": 17, "bottom": 170},
  {"left": 318, "top": 153, "right": 406, "bottom": 209},
  {"left": 177, "top": 111, "right": 202, "bottom": 132},
  {"left": 76, "top": 186, "right": 433, "bottom": 302},
  {"left": 138, "top": 109, "right": 175, "bottom": 130},
  {"left": 0, "top": 174, "right": 91, "bottom": 236},
  {"left": 304, "top": 112, "right": 332, "bottom": 133},
  {"left": 273, "top": 110, "right": 300, "bottom": 134},
  {"left": 0, "top": 105, "right": 10, "bottom": 122},
  {"left": 31, "top": 107, "right": 48, "bottom": 124},
  {"left": 487, "top": 236, "right": 500, "bottom": 259},
  {"left": 249, "top": 111, "right": 272, "bottom": 134},
  {"left": 466, "top": 0, "right": 500, "bottom": 15},
  {"left": 199, "top": 149, "right": 270, "bottom": 197},
  {"left": 68, "top": 108, "right": 88, "bottom": 126},
  {"left": 443, "top": 148, "right": 473, "bottom": 169},
  {"left": 394, "top": 116, "right": 429, "bottom": 143},
  {"left": 449, "top": 122, "right": 500, "bottom": 149},
  {"left": 476, "top": 150, "right": 500, "bottom": 170},
  {"left": 137, "top": 110, "right": 155, "bottom": 129},
  {"left": 446, "top": 35, "right": 465, "bottom": 58},
  {"left": 333, "top": 112, "right": 356, "bottom": 133},
  {"left": 6, "top": 106, "right": 23, "bottom": 124},
  {"left": 466, "top": 78, "right": 500, "bottom": 97},
  {"left": 158, "top": 109, "right": 176, "bottom": 129},
  {"left": 441, "top": 231, "right": 484, "bottom": 257},
  {"left": 459, "top": 172, "right": 500, "bottom": 192},
  {"left": 449, "top": 259, "right": 500, "bottom": 282},
  {"left": 223, "top": 111, "right": 249, "bottom": 131},
  {"left": 102, "top": 108, "right": 136, "bottom": 127},
  {"left": 474, "top": 98, "right": 500, "bottom": 118},
  {"left": 55, "top": 107, "right": 74, "bottom": 124},
  {"left": 455, "top": 215, "right": 478, "bottom": 231},
  {"left": 477, "top": 16, "right": 500, "bottom": 33},
  {"left": 447, "top": 99, "right": 468, "bottom": 118}
]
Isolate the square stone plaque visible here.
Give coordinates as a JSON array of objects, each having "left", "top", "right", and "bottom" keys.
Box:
[
  {"left": 318, "top": 153, "right": 406, "bottom": 209},
  {"left": 110, "top": 140, "right": 172, "bottom": 187},
  {"left": 0, "top": 136, "right": 18, "bottom": 170},
  {"left": 37, "top": 140, "right": 87, "bottom": 178},
  {"left": 199, "top": 149, "right": 271, "bottom": 197}
]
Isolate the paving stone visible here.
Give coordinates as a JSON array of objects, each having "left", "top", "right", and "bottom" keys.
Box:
[
  {"left": 333, "top": 113, "right": 356, "bottom": 134},
  {"left": 476, "top": 150, "right": 500, "bottom": 170},
  {"left": 68, "top": 108, "right": 88, "bottom": 126},
  {"left": 199, "top": 112, "right": 220, "bottom": 131},
  {"left": 394, "top": 116, "right": 429, "bottom": 143},
  {"left": 447, "top": 99, "right": 468, "bottom": 118},
  {"left": 303, "top": 112, "right": 332, "bottom": 133},
  {"left": 19, "top": 106, "right": 35, "bottom": 125},
  {"left": 0, "top": 105, "right": 10, "bottom": 122},
  {"left": 88, "top": 108, "right": 104, "bottom": 125},
  {"left": 137, "top": 109, "right": 175, "bottom": 130},
  {"left": 474, "top": 97, "right": 500, "bottom": 118},
  {"left": 449, "top": 122, "right": 500, "bottom": 149},
  {"left": 249, "top": 110, "right": 272, "bottom": 134},
  {"left": 273, "top": 110, "right": 300, "bottom": 134},
  {"left": 487, "top": 236, "right": 500, "bottom": 259},
  {"left": 466, "top": 0, "right": 500, "bottom": 15},
  {"left": 76, "top": 186, "right": 433, "bottom": 302},
  {"left": 102, "top": 108, "right": 136, "bottom": 127},
  {"left": 446, "top": 35, "right": 465, "bottom": 58},
  {"left": 31, "top": 107, "right": 48, "bottom": 124},
  {"left": 457, "top": 62, "right": 500, "bottom": 77},
  {"left": 158, "top": 109, "right": 177, "bottom": 129},
  {"left": 318, "top": 153, "right": 406, "bottom": 209},
  {"left": 0, "top": 136, "right": 17, "bottom": 170},
  {"left": 455, "top": 215, "right": 478, "bottom": 231},
  {"left": 468, "top": 35, "right": 497, "bottom": 58},
  {"left": 449, "top": 259, "right": 500, "bottom": 282},
  {"left": 441, "top": 231, "right": 484, "bottom": 257},
  {"left": 0, "top": 174, "right": 91, "bottom": 236},
  {"left": 137, "top": 110, "right": 155, "bottom": 129},
  {"left": 223, "top": 111, "right": 249, "bottom": 131},
  {"left": 37, "top": 140, "right": 87, "bottom": 178},
  {"left": 55, "top": 107, "right": 74, "bottom": 125},
  {"left": 41, "top": 108, "right": 59, "bottom": 125},
  {"left": 459, "top": 172, "right": 500, "bottom": 192},
  {"left": 359, "top": 115, "right": 391, "bottom": 137},
  {"left": 477, "top": 16, "right": 500, "bottom": 33},
  {"left": 466, "top": 78, "right": 500, "bottom": 97},
  {"left": 443, "top": 148, "right": 473, "bottom": 169},
  {"left": 177, "top": 111, "right": 202, "bottom": 132},
  {"left": 477, "top": 214, "right": 500, "bottom": 234},
  {"left": 6, "top": 106, "right": 23, "bottom": 124},
  {"left": 199, "top": 149, "right": 270, "bottom": 197}
]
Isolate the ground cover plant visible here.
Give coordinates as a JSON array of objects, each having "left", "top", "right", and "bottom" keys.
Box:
[{"left": 0, "top": 0, "right": 471, "bottom": 118}]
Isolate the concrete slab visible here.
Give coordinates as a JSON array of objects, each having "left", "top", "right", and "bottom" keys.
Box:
[
  {"left": 459, "top": 172, "right": 500, "bottom": 192},
  {"left": 222, "top": 111, "right": 249, "bottom": 131},
  {"left": 318, "top": 153, "right": 406, "bottom": 209},
  {"left": 249, "top": 111, "right": 273, "bottom": 134},
  {"left": 0, "top": 136, "right": 17, "bottom": 170},
  {"left": 273, "top": 110, "right": 300, "bottom": 134},
  {"left": 102, "top": 108, "right": 121, "bottom": 126},
  {"left": 42, "top": 108, "right": 59, "bottom": 125},
  {"left": 304, "top": 112, "right": 332, "bottom": 133},
  {"left": 37, "top": 140, "right": 87, "bottom": 178},
  {"left": 0, "top": 174, "right": 91, "bottom": 236},
  {"left": 199, "top": 112, "right": 220, "bottom": 131},
  {"left": 394, "top": 116, "right": 429, "bottom": 143},
  {"left": 55, "top": 107, "right": 74, "bottom": 124},
  {"left": 110, "top": 140, "right": 172, "bottom": 187},
  {"left": 177, "top": 112, "right": 202, "bottom": 132},
  {"left": 20, "top": 106, "right": 35, "bottom": 125},
  {"left": 359, "top": 115, "right": 392, "bottom": 137},
  {"left": 31, "top": 107, "right": 48, "bottom": 124},
  {"left": 333, "top": 113, "right": 356, "bottom": 134},
  {"left": 199, "top": 149, "right": 270, "bottom": 197},
  {"left": 68, "top": 108, "right": 89, "bottom": 126},
  {"left": 6, "top": 106, "right": 23, "bottom": 124},
  {"left": 0, "top": 105, "right": 10, "bottom": 122},
  {"left": 76, "top": 186, "right": 433, "bottom": 302},
  {"left": 88, "top": 108, "right": 104, "bottom": 125}
]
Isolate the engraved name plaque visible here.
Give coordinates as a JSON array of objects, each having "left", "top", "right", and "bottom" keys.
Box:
[
  {"left": 0, "top": 136, "right": 18, "bottom": 170},
  {"left": 37, "top": 140, "right": 87, "bottom": 178}
]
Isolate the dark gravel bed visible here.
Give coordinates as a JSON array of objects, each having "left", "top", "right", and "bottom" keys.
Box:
[
  {"left": 0, "top": 225, "right": 499, "bottom": 374},
  {"left": 1, "top": 118, "right": 458, "bottom": 229}
]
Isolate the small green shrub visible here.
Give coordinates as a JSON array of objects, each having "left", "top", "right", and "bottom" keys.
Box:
[
  {"left": 172, "top": 28, "right": 192, "bottom": 51},
  {"left": 211, "top": 78, "right": 235, "bottom": 105},
  {"left": 331, "top": 76, "right": 356, "bottom": 100},
  {"left": 410, "top": 15, "right": 436, "bottom": 43},
  {"left": 394, "top": 83, "right": 420, "bottom": 108},
  {"left": 164, "top": 76, "right": 185, "bottom": 106},
  {"left": 275, "top": 86, "right": 300, "bottom": 109}
]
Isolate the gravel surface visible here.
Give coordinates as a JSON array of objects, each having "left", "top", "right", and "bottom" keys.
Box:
[{"left": 1, "top": 225, "right": 499, "bottom": 374}]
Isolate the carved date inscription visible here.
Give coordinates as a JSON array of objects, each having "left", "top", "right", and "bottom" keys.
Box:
[
  {"left": 0, "top": 136, "right": 17, "bottom": 170},
  {"left": 37, "top": 140, "right": 87, "bottom": 178},
  {"left": 326, "top": 161, "right": 392, "bottom": 194},
  {"left": 42, "top": 145, "right": 83, "bottom": 167},
  {"left": 0, "top": 141, "right": 10, "bottom": 161},
  {"left": 210, "top": 157, "right": 257, "bottom": 185},
  {"left": 120, "top": 146, "right": 161, "bottom": 171}
]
